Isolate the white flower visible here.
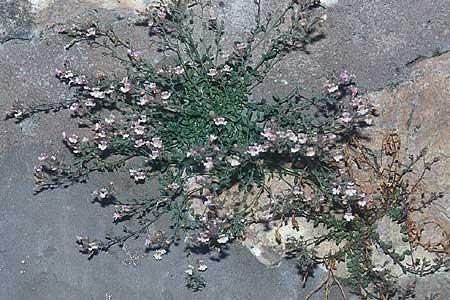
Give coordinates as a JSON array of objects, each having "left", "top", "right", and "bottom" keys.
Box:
[
  {"left": 222, "top": 65, "right": 232, "bottom": 72},
  {"left": 214, "top": 117, "right": 227, "bottom": 126},
  {"left": 69, "top": 102, "right": 80, "bottom": 111},
  {"left": 138, "top": 115, "right": 148, "bottom": 124},
  {"left": 327, "top": 84, "right": 339, "bottom": 93},
  {"left": 93, "top": 188, "right": 110, "bottom": 199},
  {"left": 217, "top": 234, "right": 229, "bottom": 244},
  {"left": 67, "top": 134, "right": 79, "bottom": 144},
  {"left": 234, "top": 42, "right": 247, "bottom": 52},
  {"left": 85, "top": 99, "right": 96, "bottom": 107},
  {"left": 297, "top": 133, "right": 308, "bottom": 144},
  {"left": 332, "top": 186, "right": 341, "bottom": 195},
  {"left": 291, "top": 144, "right": 301, "bottom": 153},
  {"left": 208, "top": 135, "right": 218, "bottom": 143},
  {"left": 38, "top": 153, "right": 48, "bottom": 161},
  {"left": 292, "top": 186, "right": 302, "bottom": 196},
  {"left": 160, "top": 91, "right": 171, "bottom": 100},
  {"left": 138, "top": 97, "right": 150, "bottom": 106},
  {"left": 344, "top": 182, "right": 357, "bottom": 197},
  {"left": 285, "top": 130, "right": 297, "bottom": 142},
  {"left": 185, "top": 266, "right": 194, "bottom": 276},
  {"left": 198, "top": 260, "right": 208, "bottom": 272},
  {"left": 120, "top": 77, "right": 131, "bottom": 93},
  {"left": 129, "top": 169, "right": 144, "bottom": 181},
  {"left": 358, "top": 198, "right": 367, "bottom": 207},
  {"left": 148, "top": 150, "right": 160, "bottom": 160},
  {"left": 207, "top": 68, "right": 218, "bottom": 77},
  {"left": 305, "top": 147, "right": 315, "bottom": 157},
  {"left": 98, "top": 141, "right": 108, "bottom": 151},
  {"left": 89, "top": 88, "right": 105, "bottom": 99},
  {"left": 105, "top": 115, "right": 115, "bottom": 124},
  {"left": 153, "top": 249, "right": 167, "bottom": 261},
  {"left": 86, "top": 27, "right": 96, "bottom": 37},
  {"left": 333, "top": 154, "right": 344, "bottom": 162},
  {"left": 227, "top": 155, "right": 241, "bottom": 167},
  {"left": 344, "top": 212, "right": 355, "bottom": 222}
]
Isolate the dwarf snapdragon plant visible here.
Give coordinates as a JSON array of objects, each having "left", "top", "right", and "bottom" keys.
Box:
[{"left": 5, "top": 0, "right": 448, "bottom": 298}]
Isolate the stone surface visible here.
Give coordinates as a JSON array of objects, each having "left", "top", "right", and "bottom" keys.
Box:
[{"left": 1, "top": 0, "right": 450, "bottom": 299}]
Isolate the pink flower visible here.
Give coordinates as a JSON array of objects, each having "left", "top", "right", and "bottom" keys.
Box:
[
  {"left": 203, "top": 157, "right": 214, "bottom": 171},
  {"left": 157, "top": 11, "right": 167, "bottom": 21},
  {"left": 351, "top": 86, "right": 358, "bottom": 98},
  {"left": 151, "top": 137, "right": 163, "bottom": 148},
  {"left": 134, "top": 139, "right": 145, "bottom": 148},
  {"left": 113, "top": 212, "right": 122, "bottom": 221},
  {"left": 261, "top": 128, "right": 277, "bottom": 141},
  {"left": 214, "top": 117, "right": 227, "bottom": 126},
  {"left": 340, "top": 112, "right": 352, "bottom": 123},
  {"left": 127, "top": 49, "right": 141, "bottom": 59},
  {"left": 134, "top": 125, "right": 145, "bottom": 135},
  {"left": 234, "top": 42, "right": 247, "bottom": 54},
  {"left": 247, "top": 144, "right": 266, "bottom": 157},
  {"left": 339, "top": 70, "right": 349, "bottom": 83},
  {"left": 174, "top": 65, "right": 184, "bottom": 75},
  {"left": 168, "top": 182, "right": 180, "bottom": 191}
]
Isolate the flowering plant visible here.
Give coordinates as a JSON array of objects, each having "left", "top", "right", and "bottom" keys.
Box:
[{"left": 5, "top": 0, "right": 447, "bottom": 298}]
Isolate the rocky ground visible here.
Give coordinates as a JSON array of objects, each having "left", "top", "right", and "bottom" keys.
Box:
[{"left": 1, "top": 0, "right": 449, "bottom": 299}]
